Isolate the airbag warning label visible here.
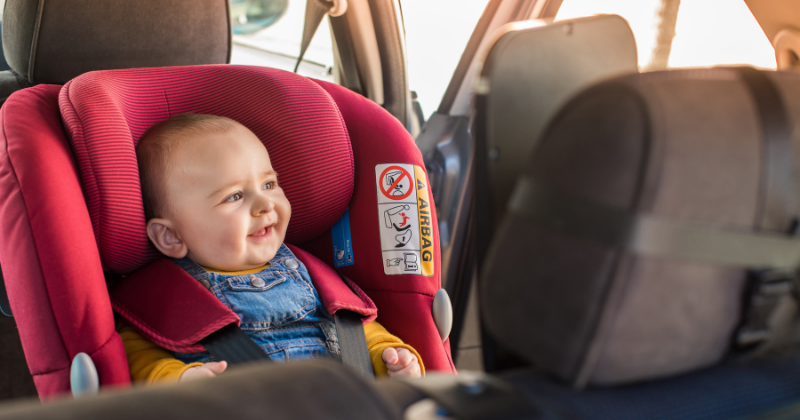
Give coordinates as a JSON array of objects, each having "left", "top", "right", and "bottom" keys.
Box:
[{"left": 375, "top": 163, "right": 434, "bottom": 276}]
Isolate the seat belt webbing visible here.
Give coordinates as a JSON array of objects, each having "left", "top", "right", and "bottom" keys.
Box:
[
  {"left": 200, "top": 324, "right": 271, "bottom": 365},
  {"left": 334, "top": 310, "right": 374, "bottom": 380},
  {"left": 295, "top": 0, "right": 333, "bottom": 73}
]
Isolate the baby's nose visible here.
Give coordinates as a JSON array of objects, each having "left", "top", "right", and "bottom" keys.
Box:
[{"left": 253, "top": 196, "right": 275, "bottom": 215}]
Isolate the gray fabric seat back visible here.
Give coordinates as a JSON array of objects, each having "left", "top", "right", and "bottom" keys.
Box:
[
  {"left": 0, "top": 0, "right": 232, "bottom": 104},
  {"left": 479, "top": 68, "right": 800, "bottom": 387},
  {"left": 476, "top": 15, "right": 638, "bottom": 231}
]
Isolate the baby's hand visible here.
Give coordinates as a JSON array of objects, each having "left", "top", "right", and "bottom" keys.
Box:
[
  {"left": 180, "top": 361, "right": 227, "bottom": 382},
  {"left": 382, "top": 347, "right": 421, "bottom": 378}
]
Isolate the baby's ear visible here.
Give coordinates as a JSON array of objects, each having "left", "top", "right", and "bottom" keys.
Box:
[{"left": 146, "top": 218, "right": 188, "bottom": 259}]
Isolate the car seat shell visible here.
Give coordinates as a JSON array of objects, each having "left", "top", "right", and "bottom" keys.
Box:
[{"left": 0, "top": 65, "right": 453, "bottom": 399}]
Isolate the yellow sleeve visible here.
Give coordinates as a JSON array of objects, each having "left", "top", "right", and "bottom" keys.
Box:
[
  {"left": 117, "top": 321, "right": 203, "bottom": 385},
  {"left": 363, "top": 321, "right": 425, "bottom": 377}
]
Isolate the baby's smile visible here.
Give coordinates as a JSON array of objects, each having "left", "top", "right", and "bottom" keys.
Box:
[{"left": 248, "top": 224, "right": 274, "bottom": 241}]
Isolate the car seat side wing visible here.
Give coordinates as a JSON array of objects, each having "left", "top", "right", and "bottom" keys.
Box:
[
  {"left": 287, "top": 244, "right": 377, "bottom": 323},
  {"left": 0, "top": 85, "right": 130, "bottom": 398},
  {"left": 110, "top": 259, "right": 240, "bottom": 353}
]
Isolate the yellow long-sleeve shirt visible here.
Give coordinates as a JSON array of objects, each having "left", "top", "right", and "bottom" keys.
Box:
[{"left": 118, "top": 320, "right": 424, "bottom": 384}]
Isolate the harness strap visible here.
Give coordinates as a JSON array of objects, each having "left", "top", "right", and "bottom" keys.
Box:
[
  {"left": 332, "top": 267, "right": 375, "bottom": 380},
  {"left": 200, "top": 324, "right": 271, "bottom": 365},
  {"left": 335, "top": 310, "right": 374, "bottom": 380}
]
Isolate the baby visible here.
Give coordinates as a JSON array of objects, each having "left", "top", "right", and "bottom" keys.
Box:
[{"left": 119, "top": 113, "right": 422, "bottom": 383}]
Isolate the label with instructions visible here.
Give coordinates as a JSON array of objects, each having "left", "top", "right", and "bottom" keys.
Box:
[{"left": 375, "top": 163, "right": 434, "bottom": 276}]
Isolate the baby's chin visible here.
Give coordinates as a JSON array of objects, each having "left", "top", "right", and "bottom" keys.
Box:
[{"left": 188, "top": 252, "right": 276, "bottom": 273}]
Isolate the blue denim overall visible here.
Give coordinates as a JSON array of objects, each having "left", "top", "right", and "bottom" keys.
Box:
[{"left": 172, "top": 244, "right": 340, "bottom": 364}]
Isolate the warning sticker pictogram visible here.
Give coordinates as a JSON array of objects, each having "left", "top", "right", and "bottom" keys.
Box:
[
  {"left": 374, "top": 163, "right": 435, "bottom": 277},
  {"left": 378, "top": 166, "right": 413, "bottom": 200}
]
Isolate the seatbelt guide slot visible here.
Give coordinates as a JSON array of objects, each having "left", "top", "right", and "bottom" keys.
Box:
[{"left": 375, "top": 163, "right": 435, "bottom": 276}]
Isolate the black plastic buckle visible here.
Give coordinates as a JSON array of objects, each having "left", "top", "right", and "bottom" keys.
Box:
[{"left": 736, "top": 269, "right": 797, "bottom": 348}]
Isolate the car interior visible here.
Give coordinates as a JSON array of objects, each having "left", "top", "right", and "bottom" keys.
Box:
[{"left": 1, "top": 0, "right": 800, "bottom": 419}]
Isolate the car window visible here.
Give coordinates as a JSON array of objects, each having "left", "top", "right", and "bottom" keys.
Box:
[
  {"left": 230, "top": 0, "right": 336, "bottom": 82},
  {"left": 402, "top": 0, "right": 489, "bottom": 119},
  {"left": 556, "top": 0, "right": 776, "bottom": 70}
]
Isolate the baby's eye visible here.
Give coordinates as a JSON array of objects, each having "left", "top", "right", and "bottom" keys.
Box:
[
  {"left": 262, "top": 181, "right": 276, "bottom": 190},
  {"left": 225, "top": 192, "right": 243, "bottom": 202}
]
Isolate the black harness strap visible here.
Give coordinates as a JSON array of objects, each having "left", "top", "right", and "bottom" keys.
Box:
[
  {"left": 332, "top": 268, "right": 375, "bottom": 380},
  {"left": 334, "top": 310, "right": 374, "bottom": 380},
  {"left": 200, "top": 324, "right": 271, "bottom": 365}
]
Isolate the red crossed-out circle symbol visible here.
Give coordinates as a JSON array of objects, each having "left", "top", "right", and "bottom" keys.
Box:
[{"left": 379, "top": 166, "right": 413, "bottom": 200}]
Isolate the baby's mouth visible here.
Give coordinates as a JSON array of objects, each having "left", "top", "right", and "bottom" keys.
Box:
[{"left": 249, "top": 225, "right": 273, "bottom": 238}]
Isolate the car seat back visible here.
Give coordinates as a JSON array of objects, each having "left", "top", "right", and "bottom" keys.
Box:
[
  {"left": 479, "top": 67, "right": 800, "bottom": 387},
  {"left": 475, "top": 15, "right": 637, "bottom": 242},
  {"left": 0, "top": 0, "right": 230, "bottom": 104},
  {"left": 0, "top": 65, "right": 452, "bottom": 398}
]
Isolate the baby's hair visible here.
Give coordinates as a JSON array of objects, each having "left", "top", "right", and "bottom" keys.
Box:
[{"left": 137, "top": 113, "right": 243, "bottom": 220}]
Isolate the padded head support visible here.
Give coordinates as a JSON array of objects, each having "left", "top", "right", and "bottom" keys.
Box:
[
  {"left": 481, "top": 68, "right": 800, "bottom": 386},
  {"left": 60, "top": 65, "right": 353, "bottom": 274},
  {"left": 2, "top": 0, "right": 231, "bottom": 84}
]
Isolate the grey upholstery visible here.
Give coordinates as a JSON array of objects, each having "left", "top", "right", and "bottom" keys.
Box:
[
  {"left": 479, "top": 68, "right": 800, "bottom": 386},
  {"left": 0, "top": 360, "right": 401, "bottom": 420},
  {"left": 2, "top": 0, "right": 231, "bottom": 85},
  {"left": 478, "top": 15, "right": 637, "bottom": 231}
]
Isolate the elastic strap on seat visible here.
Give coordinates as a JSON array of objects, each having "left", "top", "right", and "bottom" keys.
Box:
[{"left": 508, "top": 178, "right": 800, "bottom": 269}]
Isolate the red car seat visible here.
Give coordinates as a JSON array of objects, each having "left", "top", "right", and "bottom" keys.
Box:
[{"left": 0, "top": 64, "right": 454, "bottom": 399}]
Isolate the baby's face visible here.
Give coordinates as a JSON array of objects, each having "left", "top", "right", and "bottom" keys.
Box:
[{"left": 161, "top": 125, "right": 290, "bottom": 271}]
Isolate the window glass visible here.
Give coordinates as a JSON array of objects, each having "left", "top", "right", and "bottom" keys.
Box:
[
  {"left": 555, "top": 0, "right": 776, "bottom": 70},
  {"left": 402, "top": 0, "right": 489, "bottom": 119},
  {"left": 230, "top": 0, "right": 336, "bottom": 82}
]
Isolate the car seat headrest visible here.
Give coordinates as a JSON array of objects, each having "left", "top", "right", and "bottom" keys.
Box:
[
  {"left": 59, "top": 65, "right": 353, "bottom": 274},
  {"left": 480, "top": 68, "right": 800, "bottom": 386},
  {"left": 2, "top": 0, "right": 231, "bottom": 85}
]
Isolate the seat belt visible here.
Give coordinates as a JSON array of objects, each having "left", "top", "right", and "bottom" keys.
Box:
[
  {"left": 334, "top": 310, "right": 374, "bottom": 380},
  {"left": 333, "top": 268, "right": 375, "bottom": 380},
  {"left": 200, "top": 324, "right": 271, "bottom": 365},
  {"left": 295, "top": 0, "right": 346, "bottom": 73}
]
